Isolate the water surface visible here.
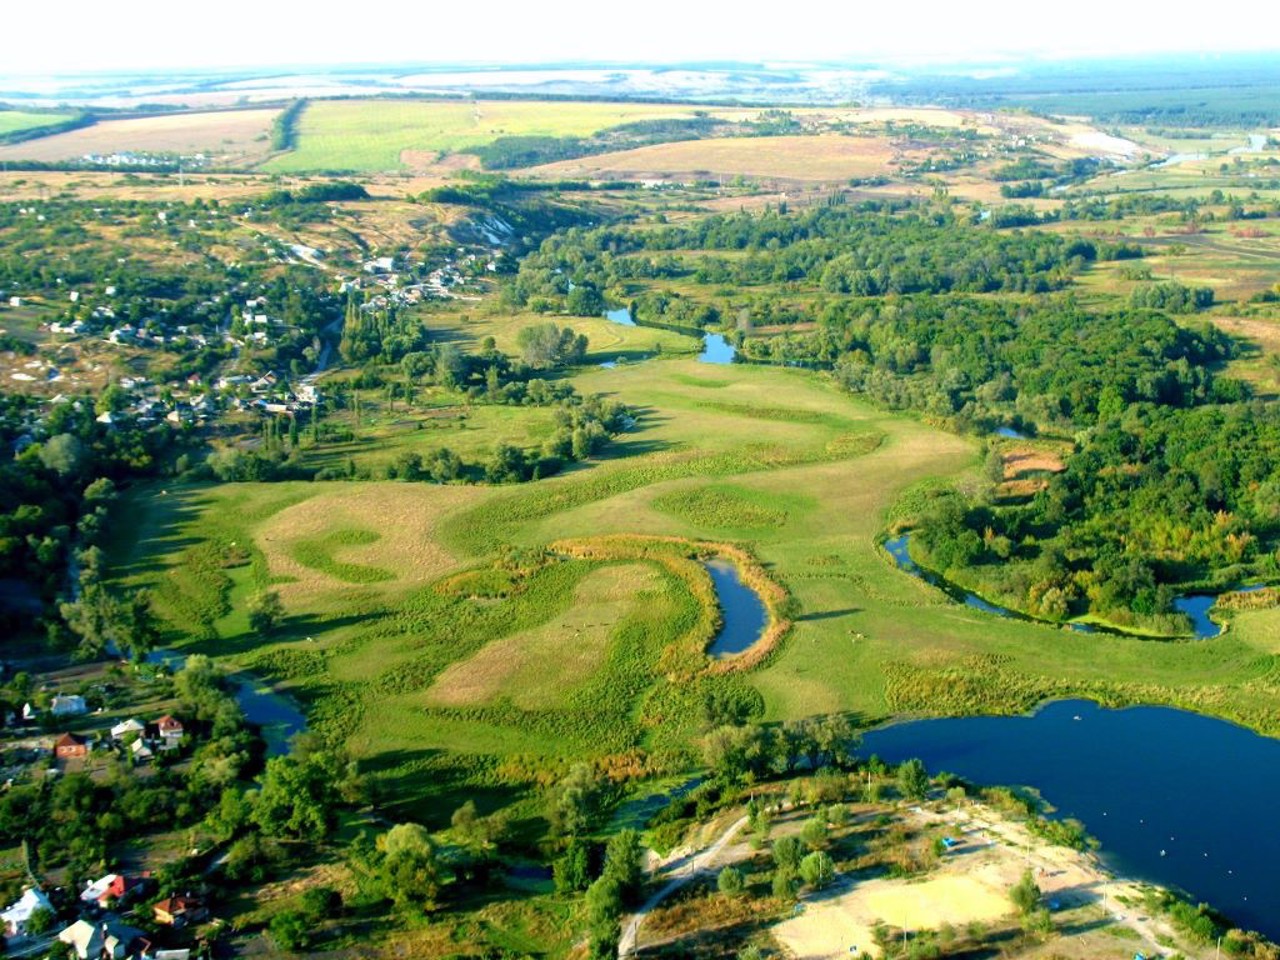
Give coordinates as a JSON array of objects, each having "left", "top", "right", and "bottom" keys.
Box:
[
  {"left": 860, "top": 699, "right": 1280, "bottom": 937},
  {"left": 699, "top": 333, "right": 736, "bottom": 364},
  {"left": 704, "top": 559, "right": 767, "bottom": 656},
  {"left": 604, "top": 307, "right": 635, "bottom": 327}
]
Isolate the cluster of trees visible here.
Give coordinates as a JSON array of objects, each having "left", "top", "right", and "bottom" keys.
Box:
[
  {"left": 270, "top": 99, "right": 307, "bottom": 151},
  {"left": 912, "top": 399, "right": 1280, "bottom": 623},
  {"left": 466, "top": 116, "right": 729, "bottom": 170},
  {"left": 515, "top": 322, "right": 589, "bottom": 368},
  {"left": 0, "top": 656, "right": 257, "bottom": 877},
  {"left": 1130, "top": 280, "right": 1215, "bottom": 313},
  {"left": 736, "top": 295, "right": 1234, "bottom": 430},
  {"left": 0, "top": 391, "right": 181, "bottom": 638},
  {"left": 510, "top": 202, "right": 1106, "bottom": 314}
]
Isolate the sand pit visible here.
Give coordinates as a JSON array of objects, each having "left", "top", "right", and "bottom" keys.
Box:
[
  {"left": 771, "top": 802, "right": 1166, "bottom": 960},
  {"left": 774, "top": 872, "right": 1012, "bottom": 959}
]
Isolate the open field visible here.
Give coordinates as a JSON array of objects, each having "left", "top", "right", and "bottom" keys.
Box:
[
  {"left": 532, "top": 134, "right": 897, "bottom": 182},
  {"left": 112, "top": 342, "right": 1280, "bottom": 828},
  {"left": 263, "top": 99, "right": 762, "bottom": 173},
  {"left": 0, "top": 107, "right": 281, "bottom": 164},
  {"left": 0, "top": 110, "right": 77, "bottom": 137}
]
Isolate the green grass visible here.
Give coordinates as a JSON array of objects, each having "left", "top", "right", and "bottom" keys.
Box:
[
  {"left": 115, "top": 334, "right": 1280, "bottom": 832},
  {"left": 290, "top": 529, "right": 395, "bottom": 584},
  {"left": 653, "top": 484, "right": 792, "bottom": 530},
  {"left": 0, "top": 110, "right": 76, "bottom": 137},
  {"left": 263, "top": 99, "right": 736, "bottom": 173}
]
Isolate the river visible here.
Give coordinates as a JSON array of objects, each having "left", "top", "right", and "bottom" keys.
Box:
[
  {"left": 860, "top": 699, "right": 1280, "bottom": 938},
  {"left": 885, "top": 533, "right": 1239, "bottom": 640},
  {"left": 603, "top": 306, "right": 736, "bottom": 364},
  {"left": 145, "top": 648, "right": 306, "bottom": 757}
]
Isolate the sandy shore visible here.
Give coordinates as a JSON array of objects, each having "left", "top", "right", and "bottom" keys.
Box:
[{"left": 772, "top": 800, "right": 1186, "bottom": 959}]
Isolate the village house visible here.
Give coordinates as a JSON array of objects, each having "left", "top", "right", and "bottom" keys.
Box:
[
  {"left": 51, "top": 694, "right": 88, "bottom": 716},
  {"left": 110, "top": 718, "right": 145, "bottom": 741},
  {"left": 153, "top": 895, "right": 206, "bottom": 927},
  {"left": 55, "top": 732, "right": 89, "bottom": 759},
  {"left": 156, "top": 715, "right": 184, "bottom": 747},
  {"left": 57, "top": 918, "right": 146, "bottom": 960},
  {"left": 1, "top": 886, "right": 53, "bottom": 936},
  {"left": 80, "top": 873, "right": 146, "bottom": 909}
]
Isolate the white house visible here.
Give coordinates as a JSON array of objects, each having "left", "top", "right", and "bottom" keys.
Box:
[
  {"left": 110, "top": 718, "right": 145, "bottom": 741},
  {"left": 57, "top": 918, "right": 143, "bottom": 960},
  {"left": 50, "top": 694, "right": 88, "bottom": 717},
  {"left": 1, "top": 886, "right": 53, "bottom": 935}
]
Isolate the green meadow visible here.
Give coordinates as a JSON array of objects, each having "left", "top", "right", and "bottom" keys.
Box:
[{"left": 113, "top": 344, "right": 1280, "bottom": 827}]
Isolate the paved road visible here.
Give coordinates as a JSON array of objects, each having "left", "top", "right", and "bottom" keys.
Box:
[{"left": 618, "top": 815, "right": 749, "bottom": 957}]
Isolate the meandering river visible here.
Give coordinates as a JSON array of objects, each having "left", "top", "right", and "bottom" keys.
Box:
[{"left": 603, "top": 306, "right": 736, "bottom": 364}]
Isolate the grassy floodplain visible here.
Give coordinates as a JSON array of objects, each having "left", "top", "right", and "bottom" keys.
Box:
[{"left": 115, "top": 349, "right": 1280, "bottom": 826}]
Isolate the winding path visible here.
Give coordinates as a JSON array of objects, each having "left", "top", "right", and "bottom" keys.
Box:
[{"left": 618, "top": 814, "right": 749, "bottom": 958}]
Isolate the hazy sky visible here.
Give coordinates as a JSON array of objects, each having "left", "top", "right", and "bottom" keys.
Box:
[{"left": 6, "top": 0, "right": 1278, "bottom": 75}]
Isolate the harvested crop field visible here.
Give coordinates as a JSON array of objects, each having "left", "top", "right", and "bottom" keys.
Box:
[
  {"left": 531, "top": 134, "right": 896, "bottom": 182},
  {"left": 0, "top": 108, "right": 281, "bottom": 165}
]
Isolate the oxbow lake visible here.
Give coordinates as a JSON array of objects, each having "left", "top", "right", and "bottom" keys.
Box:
[
  {"left": 704, "top": 560, "right": 768, "bottom": 656},
  {"left": 860, "top": 699, "right": 1280, "bottom": 938}
]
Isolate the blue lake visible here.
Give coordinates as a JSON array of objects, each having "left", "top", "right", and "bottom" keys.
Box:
[
  {"left": 860, "top": 699, "right": 1280, "bottom": 938},
  {"left": 704, "top": 559, "right": 767, "bottom": 656}
]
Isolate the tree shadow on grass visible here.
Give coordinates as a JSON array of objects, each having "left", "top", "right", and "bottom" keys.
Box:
[{"left": 794, "top": 607, "right": 860, "bottom": 622}]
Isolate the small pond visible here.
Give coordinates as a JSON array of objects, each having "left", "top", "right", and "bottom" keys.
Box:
[
  {"left": 994, "top": 426, "right": 1028, "bottom": 439},
  {"left": 704, "top": 559, "right": 768, "bottom": 656},
  {"left": 860, "top": 699, "right": 1280, "bottom": 938}
]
